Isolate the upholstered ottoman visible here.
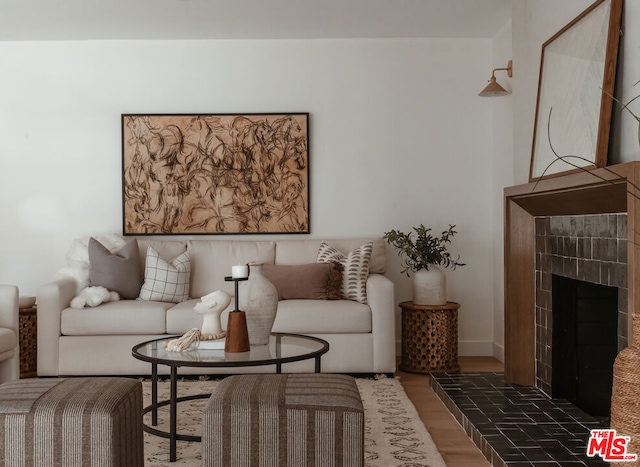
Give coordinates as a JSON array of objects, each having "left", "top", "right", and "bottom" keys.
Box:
[
  {"left": 202, "top": 374, "right": 364, "bottom": 467},
  {"left": 0, "top": 377, "right": 143, "bottom": 466}
]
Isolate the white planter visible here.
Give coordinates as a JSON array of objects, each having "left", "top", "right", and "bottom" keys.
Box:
[
  {"left": 238, "top": 263, "right": 278, "bottom": 345},
  {"left": 412, "top": 266, "right": 447, "bottom": 305}
]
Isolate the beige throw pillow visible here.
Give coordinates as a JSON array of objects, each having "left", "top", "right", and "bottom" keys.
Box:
[{"left": 317, "top": 241, "right": 373, "bottom": 304}]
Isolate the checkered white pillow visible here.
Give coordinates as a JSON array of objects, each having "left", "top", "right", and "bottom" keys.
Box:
[
  {"left": 317, "top": 241, "right": 373, "bottom": 304},
  {"left": 138, "top": 246, "right": 191, "bottom": 303}
]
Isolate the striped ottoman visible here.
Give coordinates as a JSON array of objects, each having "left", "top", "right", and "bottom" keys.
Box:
[
  {"left": 0, "top": 377, "right": 143, "bottom": 466},
  {"left": 203, "top": 374, "right": 364, "bottom": 467}
]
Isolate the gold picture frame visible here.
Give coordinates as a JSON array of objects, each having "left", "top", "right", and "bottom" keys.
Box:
[{"left": 122, "top": 113, "right": 309, "bottom": 235}]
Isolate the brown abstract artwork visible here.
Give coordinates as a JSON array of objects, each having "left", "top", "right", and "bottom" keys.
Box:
[{"left": 122, "top": 113, "right": 309, "bottom": 235}]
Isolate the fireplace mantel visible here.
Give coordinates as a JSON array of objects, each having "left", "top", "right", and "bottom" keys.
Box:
[{"left": 504, "top": 161, "right": 640, "bottom": 386}]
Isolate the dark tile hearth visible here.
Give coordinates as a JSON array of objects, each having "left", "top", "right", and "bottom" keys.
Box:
[{"left": 431, "top": 372, "right": 609, "bottom": 466}]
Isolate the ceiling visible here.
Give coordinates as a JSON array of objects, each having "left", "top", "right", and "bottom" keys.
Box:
[{"left": 0, "top": 0, "right": 512, "bottom": 41}]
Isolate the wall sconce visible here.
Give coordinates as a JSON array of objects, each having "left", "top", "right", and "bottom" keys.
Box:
[{"left": 478, "top": 60, "right": 513, "bottom": 97}]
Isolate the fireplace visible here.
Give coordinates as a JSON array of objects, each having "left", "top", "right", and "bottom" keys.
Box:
[
  {"left": 504, "top": 162, "right": 640, "bottom": 387},
  {"left": 533, "top": 214, "right": 628, "bottom": 414},
  {"left": 552, "top": 275, "right": 618, "bottom": 416}
]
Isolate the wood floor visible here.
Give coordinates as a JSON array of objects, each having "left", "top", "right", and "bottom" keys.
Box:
[{"left": 398, "top": 356, "right": 505, "bottom": 467}]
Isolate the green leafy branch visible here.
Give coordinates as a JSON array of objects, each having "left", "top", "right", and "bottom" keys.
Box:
[{"left": 383, "top": 224, "right": 465, "bottom": 276}]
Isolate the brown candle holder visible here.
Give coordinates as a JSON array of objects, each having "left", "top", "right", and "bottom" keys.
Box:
[{"left": 224, "top": 276, "right": 250, "bottom": 353}]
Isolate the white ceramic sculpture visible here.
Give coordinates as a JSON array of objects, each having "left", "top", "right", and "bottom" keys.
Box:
[{"left": 194, "top": 290, "right": 231, "bottom": 335}]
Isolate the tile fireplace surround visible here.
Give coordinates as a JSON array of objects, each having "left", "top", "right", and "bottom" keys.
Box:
[
  {"left": 534, "top": 213, "right": 628, "bottom": 396},
  {"left": 504, "top": 161, "right": 640, "bottom": 386}
]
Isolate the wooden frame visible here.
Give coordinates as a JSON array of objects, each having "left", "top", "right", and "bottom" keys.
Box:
[
  {"left": 529, "top": 0, "right": 623, "bottom": 182},
  {"left": 122, "top": 113, "right": 309, "bottom": 235},
  {"left": 504, "top": 162, "right": 638, "bottom": 386}
]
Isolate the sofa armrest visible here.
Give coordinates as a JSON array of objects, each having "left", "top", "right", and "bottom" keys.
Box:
[
  {"left": 366, "top": 274, "right": 396, "bottom": 373},
  {"left": 37, "top": 278, "right": 77, "bottom": 376},
  {"left": 0, "top": 284, "right": 19, "bottom": 382},
  {"left": 0, "top": 285, "right": 18, "bottom": 333}
]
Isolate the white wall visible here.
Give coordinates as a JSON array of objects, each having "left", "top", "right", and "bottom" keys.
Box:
[
  {"left": 0, "top": 38, "right": 498, "bottom": 355},
  {"left": 490, "top": 19, "right": 513, "bottom": 363}
]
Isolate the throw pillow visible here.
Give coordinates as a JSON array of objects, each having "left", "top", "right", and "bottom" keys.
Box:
[
  {"left": 262, "top": 263, "right": 343, "bottom": 300},
  {"left": 138, "top": 246, "right": 191, "bottom": 303},
  {"left": 317, "top": 242, "right": 373, "bottom": 304},
  {"left": 88, "top": 237, "right": 143, "bottom": 299}
]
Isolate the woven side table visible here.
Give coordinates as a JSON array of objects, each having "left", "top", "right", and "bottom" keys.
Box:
[
  {"left": 18, "top": 305, "right": 37, "bottom": 378},
  {"left": 399, "top": 301, "right": 460, "bottom": 374}
]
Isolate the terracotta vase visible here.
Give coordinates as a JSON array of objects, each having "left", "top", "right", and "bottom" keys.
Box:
[
  {"left": 238, "top": 263, "right": 278, "bottom": 345},
  {"left": 412, "top": 266, "right": 446, "bottom": 306}
]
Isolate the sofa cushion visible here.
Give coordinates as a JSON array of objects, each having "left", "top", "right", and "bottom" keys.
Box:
[
  {"left": 274, "top": 238, "right": 386, "bottom": 274},
  {"left": 166, "top": 299, "right": 200, "bottom": 335},
  {"left": 0, "top": 328, "right": 17, "bottom": 355},
  {"left": 136, "top": 239, "right": 188, "bottom": 275},
  {"left": 139, "top": 246, "right": 191, "bottom": 303},
  {"left": 272, "top": 299, "right": 372, "bottom": 334},
  {"left": 317, "top": 242, "right": 373, "bottom": 304},
  {"left": 61, "top": 300, "right": 171, "bottom": 335},
  {"left": 188, "top": 240, "right": 276, "bottom": 298},
  {"left": 261, "top": 263, "right": 342, "bottom": 300},
  {"left": 88, "top": 238, "right": 143, "bottom": 299},
  {"left": 167, "top": 299, "right": 236, "bottom": 335}
]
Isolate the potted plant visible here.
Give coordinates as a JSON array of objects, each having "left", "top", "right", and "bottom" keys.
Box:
[{"left": 383, "top": 224, "right": 464, "bottom": 305}]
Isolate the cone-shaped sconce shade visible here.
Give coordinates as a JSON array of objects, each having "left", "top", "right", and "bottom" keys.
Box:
[
  {"left": 478, "top": 76, "right": 509, "bottom": 97},
  {"left": 478, "top": 60, "right": 512, "bottom": 97}
]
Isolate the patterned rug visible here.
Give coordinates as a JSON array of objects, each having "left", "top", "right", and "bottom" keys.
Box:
[{"left": 143, "top": 376, "right": 446, "bottom": 467}]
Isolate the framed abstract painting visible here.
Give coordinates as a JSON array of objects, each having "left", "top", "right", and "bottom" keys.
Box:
[
  {"left": 122, "top": 113, "right": 309, "bottom": 235},
  {"left": 529, "top": 0, "right": 622, "bottom": 182}
]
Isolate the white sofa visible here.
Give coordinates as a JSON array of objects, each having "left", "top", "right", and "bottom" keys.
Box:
[
  {"left": 0, "top": 284, "right": 19, "bottom": 383},
  {"left": 37, "top": 238, "right": 396, "bottom": 376}
]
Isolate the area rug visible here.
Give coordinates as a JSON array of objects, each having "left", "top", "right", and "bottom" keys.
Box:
[{"left": 142, "top": 376, "right": 446, "bottom": 467}]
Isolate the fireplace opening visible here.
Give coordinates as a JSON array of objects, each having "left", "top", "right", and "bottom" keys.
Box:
[{"left": 551, "top": 275, "right": 618, "bottom": 417}]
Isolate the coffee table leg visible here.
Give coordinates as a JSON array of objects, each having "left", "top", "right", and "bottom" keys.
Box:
[
  {"left": 170, "top": 366, "right": 178, "bottom": 462},
  {"left": 151, "top": 363, "right": 158, "bottom": 426},
  {"left": 315, "top": 356, "right": 321, "bottom": 373}
]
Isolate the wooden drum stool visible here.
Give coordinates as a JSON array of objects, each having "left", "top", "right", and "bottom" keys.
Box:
[{"left": 399, "top": 301, "right": 460, "bottom": 374}]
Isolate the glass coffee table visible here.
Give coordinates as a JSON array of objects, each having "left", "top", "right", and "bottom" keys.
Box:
[{"left": 132, "top": 332, "right": 329, "bottom": 462}]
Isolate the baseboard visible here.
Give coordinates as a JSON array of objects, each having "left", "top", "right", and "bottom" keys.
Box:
[
  {"left": 396, "top": 339, "right": 499, "bottom": 358},
  {"left": 492, "top": 342, "right": 505, "bottom": 363},
  {"left": 458, "top": 340, "right": 494, "bottom": 356}
]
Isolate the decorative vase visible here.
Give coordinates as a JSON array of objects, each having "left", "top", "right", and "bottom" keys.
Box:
[
  {"left": 238, "top": 263, "right": 278, "bottom": 345},
  {"left": 412, "top": 266, "right": 446, "bottom": 306},
  {"left": 609, "top": 314, "right": 640, "bottom": 466}
]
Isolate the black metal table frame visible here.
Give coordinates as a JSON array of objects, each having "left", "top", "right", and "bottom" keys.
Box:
[{"left": 132, "top": 332, "right": 329, "bottom": 462}]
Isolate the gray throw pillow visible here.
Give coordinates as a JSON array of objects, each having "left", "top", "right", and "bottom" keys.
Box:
[{"left": 88, "top": 238, "right": 143, "bottom": 299}]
